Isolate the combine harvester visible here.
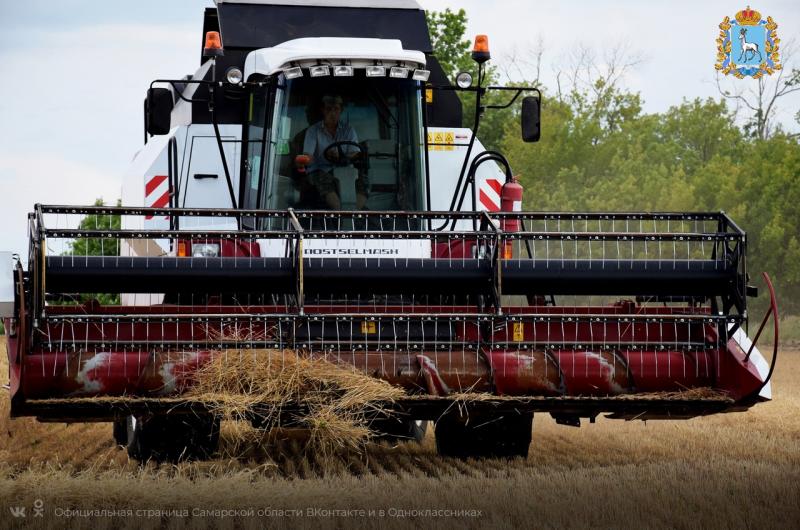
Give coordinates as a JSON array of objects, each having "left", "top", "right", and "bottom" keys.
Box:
[{"left": 1, "top": 0, "right": 778, "bottom": 461}]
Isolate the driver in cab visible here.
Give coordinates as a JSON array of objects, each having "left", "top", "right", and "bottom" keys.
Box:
[{"left": 295, "top": 94, "right": 368, "bottom": 209}]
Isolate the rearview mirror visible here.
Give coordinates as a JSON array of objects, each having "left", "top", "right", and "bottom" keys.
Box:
[
  {"left": 521, "top": 96, "right": 540, "bottom": 143},
  {"left": 145, "top": 88, "right": 174, "bottom": 136}
]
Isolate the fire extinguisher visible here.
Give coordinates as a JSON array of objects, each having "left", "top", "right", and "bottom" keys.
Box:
[{"left": 500, "top": 176, "right": 523, "bottom": 258}]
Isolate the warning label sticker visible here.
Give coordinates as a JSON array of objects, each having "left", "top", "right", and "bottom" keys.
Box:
[{"left": 427, "top": 131, "right": 455, "bottom": 151}]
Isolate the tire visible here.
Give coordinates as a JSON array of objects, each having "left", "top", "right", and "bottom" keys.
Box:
[
  {"left": 409, "top": 420, "right": 427, "bottom": 442},
  {"left": 371, "top": 417, "right": 428, "bottom": 443},
  {"left": 435, "top": 411, "right": 533, "bottom": 459},
  {"left": 126, "top": 413, "right": 220, "bottom": 463},
  {"left": 112, "top": 417, "right": 128, "bottom": 446}
]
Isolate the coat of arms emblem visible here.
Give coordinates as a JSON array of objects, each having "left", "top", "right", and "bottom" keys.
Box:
[{"left": 716, "top": 6, "right": 781, "bottom": 78}]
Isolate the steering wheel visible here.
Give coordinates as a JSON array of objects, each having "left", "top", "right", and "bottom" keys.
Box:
[{"left": 323, "top": 141, "right": 366, "bottom": 167}]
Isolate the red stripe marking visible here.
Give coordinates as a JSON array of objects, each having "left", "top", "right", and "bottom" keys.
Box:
[
  {"left": 150, "top": 190, "right": 170, "bottom": 208},
  {"left": 479, "top": 190, "right": 500, "bottom": 211},
  {"left": 486, "top": 178, "right": 502, "bottom": 195},
  {"left": 145, "top": 175, "right": 168, "bottom": 197},
  {"left": 145, "top": 190, "right": 171, "bottom": 220}
]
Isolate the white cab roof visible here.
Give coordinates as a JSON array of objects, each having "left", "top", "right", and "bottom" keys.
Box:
[
  {"left": 243, "top": 37, "right": 426, "bottom": 78},
  {"left": 215, "top": 0, "right": 422, "bottom": 9}
]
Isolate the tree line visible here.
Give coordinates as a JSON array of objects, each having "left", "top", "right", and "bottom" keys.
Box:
[{"left": 428, "top": 9, "right": 800, "bottom": 316}]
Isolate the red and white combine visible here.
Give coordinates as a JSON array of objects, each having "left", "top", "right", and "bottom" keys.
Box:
[{"left": 1, "top": 0, "right": 778, "bottom": 461}]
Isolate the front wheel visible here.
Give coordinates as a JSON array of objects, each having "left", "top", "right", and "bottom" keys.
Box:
[
  {"left": 112, "top": 417, "right": 128, "bottom": 446},
  {"left": 126, "top": 413, "right": 220, "bottom": 463},
  {"left": 435, "top": 411, "right": 532, "bottom": 459}
]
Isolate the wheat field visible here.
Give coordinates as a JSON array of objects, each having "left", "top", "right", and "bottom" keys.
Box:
[{"left": 1, "top": 337, "right": 798, "bottom": 529}]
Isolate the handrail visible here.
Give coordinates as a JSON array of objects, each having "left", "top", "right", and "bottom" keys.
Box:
[{"left": 33, "top": 204, "right": 741, "bottom": 223}]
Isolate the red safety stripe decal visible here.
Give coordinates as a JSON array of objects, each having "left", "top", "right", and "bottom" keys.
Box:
[
  {"left": 150, "top": 190, "right": 170, "bottom": 209},
  {"left": 145, "top": 190, "right": 171, "bottom": 220},
  {"left": 145, "top": 175, "right": 168, "bottom": 197},
  {"left": 479, "top": 189, "right": 500, "bottom": 212},
  {"left": 486, "top": 178, "right": 502, "bottom": 195}
]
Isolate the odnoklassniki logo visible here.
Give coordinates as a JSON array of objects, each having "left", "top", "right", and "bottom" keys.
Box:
[{"left": 716, "top": 6, "right": 782, "bottom": 78}]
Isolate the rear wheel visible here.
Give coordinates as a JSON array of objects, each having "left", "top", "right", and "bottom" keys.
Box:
[
  {"left": 435, "top": 411, "right": 532, "bottom": 459},
  {"left": 126, "top": 413, "right": 220, "bottom": 463}
]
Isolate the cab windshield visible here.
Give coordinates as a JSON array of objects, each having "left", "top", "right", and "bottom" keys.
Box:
[{"left": 243, "top": 72, "right": 426, "bottom": 212}]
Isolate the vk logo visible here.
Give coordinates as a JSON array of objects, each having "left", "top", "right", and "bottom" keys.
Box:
[{"left": 8, "top": 500, "right": 43, "bottom": 518}]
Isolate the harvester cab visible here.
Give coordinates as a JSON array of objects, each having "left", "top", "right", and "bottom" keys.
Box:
[{"left": 2, "top": 0, "right": 779, "bottom": 462}]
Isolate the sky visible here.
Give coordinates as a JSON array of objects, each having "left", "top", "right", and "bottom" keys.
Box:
[{"left": 1, "top": 0, "right": 798, "bottom": 257}]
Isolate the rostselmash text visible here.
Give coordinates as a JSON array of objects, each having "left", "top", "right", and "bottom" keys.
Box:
[{"left": 304, "top": 249, "right": 400, "bottom": 255}]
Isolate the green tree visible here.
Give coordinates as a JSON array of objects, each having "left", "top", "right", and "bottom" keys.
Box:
[
  {"left": 425, "top": 8, "right": 472, "bottom": 81},
  {"left": 67, "top": 198, "right": 121, "bottom": 256},
  {"left": 502, "top": 86, "right": 800, "bottom": 316},
  {"left": 734, "top": 135, "right": 800, "bottom": 314},
  {"left": 63, "top": 198, "right": 122, "bottom": 305},
  {"left": 428, "top": 7, "right": 800, "bottom": 319},
  {"left": 426, "top": 8, "right": 511, "bottom": 150},
  {"left": 717, "top": 66, "right": 800, "bottom": 140}
]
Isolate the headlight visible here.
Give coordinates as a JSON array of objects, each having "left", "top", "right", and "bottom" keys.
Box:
[
  {"left": 225, "top": 67, "right": 243, "bottom": 84},
  {"left": 412, "top": 69, "right": 430, "bottom": 81},
  {"left": 333, "top": 65, "right": 353, "bottom": 77},
  {"left": 456, "top": 71, "right": 473, "bottom": 88},
  {"left": 192, "top": 243, "right": 220, "bottom": 257},
  {"left": 309, "top": 65, "right": 330, "bottom": 77},
  {"left": 390, "top": 66, "right": 409, "bottom": 78},
  {"left": 284, "top": 66, "right": 303, "bottom": 79}
]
